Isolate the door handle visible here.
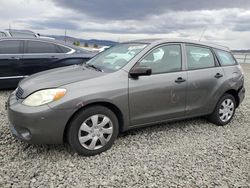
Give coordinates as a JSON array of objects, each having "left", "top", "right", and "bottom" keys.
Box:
[
  {"left": 214, "top": 73, "right": 223, "bottom": 78},
  {"left": 8, "top": 57, "right": 20, "bottom": 60},
  {"left": 175, "top": 77, "right": 186, "bottom": 83},
  {"left": 50, "top": 55, "right": 58, "bottom": 59}
]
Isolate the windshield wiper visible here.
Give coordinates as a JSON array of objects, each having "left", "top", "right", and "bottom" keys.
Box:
[{"left": 84, "top": 64, "right": 103, "bottom": 72}]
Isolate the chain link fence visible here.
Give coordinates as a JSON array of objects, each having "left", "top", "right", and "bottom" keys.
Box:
[{"left": 233, "top": 53, "right": 250, "bottom": 64}]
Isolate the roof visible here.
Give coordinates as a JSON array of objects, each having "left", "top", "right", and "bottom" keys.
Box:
[
  {"left": 128, "top": 38, "right": 230, "bottom": 51},
  {"left": 4, "top": 29, "right": 35, "bottom": 34},
  {"left": 0, "top": 37, "right": 93, "bottom": 53},
  {"left": 0, "top": 37, "right": 72, "bottom": 47},
  {"left": 0, "top": 36, "right": 56, "bottom": 42}
]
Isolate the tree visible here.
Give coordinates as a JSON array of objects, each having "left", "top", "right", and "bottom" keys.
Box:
[
  {"left": 73, "top": 41, "right": 80, "bottom": 46},
  {"left": 93, "top": 44, "right": 98, "bottom": 48},
  {"left": 84, "top": 43, "right": 89, "bottom": 47}
]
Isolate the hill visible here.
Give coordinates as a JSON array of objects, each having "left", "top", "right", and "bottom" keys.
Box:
[
  {"left": 46, "top": 35, "right": 118, "bottom": 47},
  {"left": 232, "top": 49, "right": 250, "bottom": 53}
]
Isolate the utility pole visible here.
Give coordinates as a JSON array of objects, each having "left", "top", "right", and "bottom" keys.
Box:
[
  {"left": 9, "top": 23, "right": 11, "bottom": 32},
  {"left": 64, "top": 29, "right": 67, "bottom": 43}
]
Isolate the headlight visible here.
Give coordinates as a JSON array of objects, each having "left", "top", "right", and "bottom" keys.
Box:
[{"left": 22, "top": 88, "right": 66, "bottom": 107}]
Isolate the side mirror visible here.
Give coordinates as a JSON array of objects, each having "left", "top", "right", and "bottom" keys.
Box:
[{"left": 130, "top": 66, "right": 152, "bottom": 77}]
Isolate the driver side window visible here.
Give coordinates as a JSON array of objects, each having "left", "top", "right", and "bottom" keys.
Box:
[{"left": 137, "top": 44, "right": 182, "bottom": 74}]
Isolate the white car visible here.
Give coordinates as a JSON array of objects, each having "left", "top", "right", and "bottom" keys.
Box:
[
  {"left": 98, "top": 46, "right": 110, "bottom": 52},
  {"left": 0, "top": 29, "right": 54, "bottom": 39},
  {"left": 103, "top": 45, "right": 145, "bottom": 66}
]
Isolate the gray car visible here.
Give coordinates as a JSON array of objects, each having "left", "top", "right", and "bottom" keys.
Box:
[{"left": 7, "top": 39, "right": 245, "bottom": 156}]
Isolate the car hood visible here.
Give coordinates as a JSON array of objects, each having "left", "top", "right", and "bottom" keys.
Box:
[{"left": 19, "top": 65, "right": 105, "bottom": 98}]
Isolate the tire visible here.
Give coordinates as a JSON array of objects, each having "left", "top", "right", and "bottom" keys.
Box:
[
  {"left": 67, "top": 106, "right": 119, "bottom": 156},
  {"left": 208, "top": 94, "right": 236, "bottom": 126}
]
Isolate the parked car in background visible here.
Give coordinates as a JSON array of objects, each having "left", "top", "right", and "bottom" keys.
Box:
[
  {"left": 81, "top": 46, "right": 111, "bottom": 53},
  {"left": 98, "top": 46, "right": 110, "bottom": 52},
  {"left": 7, "top": 39, "right": 245, "bottom": 156},
  {"left": 103, "top": 45, "right": 142, "bottom": 65},
  {"left": 0, "top": 38, "right": 96, "bottom": 89},
  {"left": 0, "top": 29, "right": 55, "bottom": 40}
]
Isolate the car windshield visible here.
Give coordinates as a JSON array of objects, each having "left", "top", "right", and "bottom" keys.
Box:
[{"left": 85, "top": 43, "right": 148, "bottom": 72}]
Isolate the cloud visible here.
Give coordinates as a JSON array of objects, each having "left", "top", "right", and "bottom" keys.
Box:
[
  {"left": 52, "top": 0, "right": 250, "bottom": 20},
  {"left": 26, "top": 19, "right": 79, "bottom": 30},
  {"left": 1, "top": 0, "right": 250, "bottom": 49},
  {"left": 222, "top": 11, "right": 250, "bottom": 32}
]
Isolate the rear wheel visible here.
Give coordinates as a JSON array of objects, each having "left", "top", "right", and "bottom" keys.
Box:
[
  {"left": 67, "top": 106, "right": 119, "bottom": 156},
  {"left": 208, "top": 94, "right": 236, "bottom": 126}
]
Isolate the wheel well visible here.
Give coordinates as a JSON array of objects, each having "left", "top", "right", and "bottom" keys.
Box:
[
  {"left": 225, "top": 89, "right": 240, "bottom": 107},
  {"left": 63, "top": 102, "right": 124, "bottom": 143}
]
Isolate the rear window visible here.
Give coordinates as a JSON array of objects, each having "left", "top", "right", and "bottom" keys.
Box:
[
  {"left": 0, "top": 40, "right": 22, "bottom": 54},
  {"left": 214, "top": 49, "right": 237, "bottom": 66}
]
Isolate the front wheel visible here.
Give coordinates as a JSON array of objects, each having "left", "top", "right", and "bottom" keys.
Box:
[
  {"left": 67, "top": 106, "right": 119, "bottom": 156},
  {"left": 208, "top": 94, "right": 236, "bottom": 126}
]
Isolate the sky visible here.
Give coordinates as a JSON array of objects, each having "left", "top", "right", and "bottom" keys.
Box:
[{"left": 1, "top": 0, "right": 250, "bottom": 49}]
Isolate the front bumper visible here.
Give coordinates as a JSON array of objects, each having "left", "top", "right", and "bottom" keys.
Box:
[{"left": 7, "top": 91, "right": 75, "bottom": 144}]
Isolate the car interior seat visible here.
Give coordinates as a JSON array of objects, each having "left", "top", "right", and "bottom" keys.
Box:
[{"left": 161, "top": 50, "right": 181, "bottom": 72}]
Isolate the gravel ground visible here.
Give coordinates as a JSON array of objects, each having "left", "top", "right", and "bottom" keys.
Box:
[{"left": 0, "top": 65, "right": 249, "bottom": 188}]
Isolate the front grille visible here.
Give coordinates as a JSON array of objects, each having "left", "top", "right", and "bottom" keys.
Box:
[{"left": 16, "top": 87, "right": 24, "bottom": 99}]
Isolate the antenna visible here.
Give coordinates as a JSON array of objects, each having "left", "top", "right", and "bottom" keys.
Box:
[{"left": 199, "top": 27, "right": 207, "bottom": 41}]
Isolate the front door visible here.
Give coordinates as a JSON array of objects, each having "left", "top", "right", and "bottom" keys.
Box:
[{"left": 129, "top": 44, "right": 187, "bottom": 126}]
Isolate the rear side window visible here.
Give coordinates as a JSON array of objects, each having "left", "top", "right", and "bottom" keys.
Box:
[
  {"left": 59, "top": 45, "right": 72, "bottom": 53},
  {"left": 186, "top": 45, "right": 215, "bottom": 70},
  {"left": 26, "top": 41, "right": 62, "bottom": 53},
  {"left": 0, "top": 40, "right": 22, "bottom": 54},
  {"left": 214, "top": 49, "right": 237, "bottom": 66}
]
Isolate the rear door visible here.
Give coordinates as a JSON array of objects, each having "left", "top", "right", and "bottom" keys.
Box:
[
  {"left": 0, "top": 39, "right": 24, "bottom": 86},
  {"left": 185, "top": 44, "right": 225, "bottom": 116},
  {"left": 20, "top": 40, "right": 66, "bottom": 75}
]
